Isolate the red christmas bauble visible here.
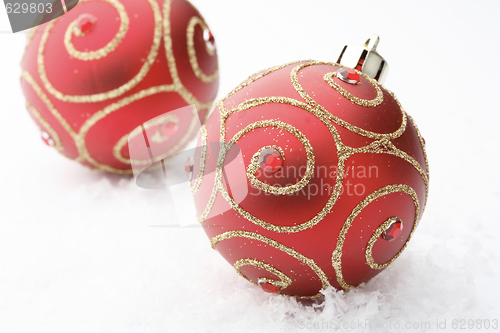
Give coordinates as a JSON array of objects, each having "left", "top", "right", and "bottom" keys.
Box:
[
  {"left": 191, "top": 60, "right": 429, "bottom": 298},
  {"left": 21, "top": 0, "right": 218, "bottom": 173}
]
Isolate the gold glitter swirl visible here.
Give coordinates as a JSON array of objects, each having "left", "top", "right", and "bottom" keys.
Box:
[
  {"left": 162, "top": 0, "right": 214, "bottom": 113},
  {"left": 95, "top": 96, "right": 199, "bottom": 172},
  {"left": 186, "top": 16, "right": 218, "bottom": 83},
  {"left": 348, "top": 138, "right": 429, "bottom": 199},
  {"left": 78, "top": 85, "right": 197, "bottom": 171},
  {"left": 195, "top": 117, "right": 226, "bottom": 223},
  {"left": 21, "top": 71, "right": 82, "bottom": 158},
  {"left": 220, "top": 60, "right": 315, "bottom": 103},
  {"left": 38, "top": 0, "right": 163, "bottom": 103},
  {"left": 233, "top": 258, "right": 292, "bottom": 290},
  {"left": 25, "top": 101, "right": 64, "bottom": 151},
  {"left": 78, "top": 85, "right": 172, "bottom": 172},
  {"left": 331, "top": 184, "right": 420, "bottom": 290},
  {"left": 150, "top": 115, "right": 179, "bottom": 143},
  {"left": 23, "top": 75, "right": 203, "bottom": 173},
  {"left": 190, "top": 125, "right": 207, "bottom": 193},
  {"left": 290, "top": 61, "right": 408, "bottom": 140},
  {"left": 162, "top": 0, "right": 181, "bottom": 84},
  {"left": 197, "top": 97, "right": 346, "bottom": 233},
  {"left": 407, "top": 113, "right": 430, "bottom": 209},
  {"left": 243, "top": 122, "right": 314, "bottom": 195},
  {"left": 247, "top": 145, "right": 285, "bottom": 192},
  {"left": 22, "top": 0, "right": 68, "bottom": 64},
  {"left": 64, "top": 0, "right": 129, "bottom": 61},
  {"left": 365, "top": 217, "right": 404, "bottom": 270},
  {"left": 323, "top": 71, "right": 383, "bottom": 107},
  {"left": 112, "top": 112, "right": 179, "bottom": 165},
  {"left": 211, "top": 230, "right": 329, "bottom": 298},
  {"left": 158, "top": 105, "right": 201, "bottom": 164}
]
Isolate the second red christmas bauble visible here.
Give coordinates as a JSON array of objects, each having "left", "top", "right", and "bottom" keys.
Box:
[
  {"left": 21, "top": 0, "right": 218, "bottom": 173},
  {"left": 191, "top": 37, "right": 428, "bottom": 298}
]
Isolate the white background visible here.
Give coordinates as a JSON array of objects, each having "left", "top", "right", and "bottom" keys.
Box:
[{"left": 1, "top": 1, "right": 499, "bottom": 332}]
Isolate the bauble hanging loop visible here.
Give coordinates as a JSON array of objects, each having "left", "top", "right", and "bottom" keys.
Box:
[{"left": 335, "top": 34, "right": 389, "bottom": 83}]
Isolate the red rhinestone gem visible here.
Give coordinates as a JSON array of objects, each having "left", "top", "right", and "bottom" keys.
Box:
[
  {"left": 76, "top": 14, "right": 96, "bottom": 34},
  {"left": 41, "top": 131, "right": 54, "bottom": 147},
  {"left": 258, "top": 279, "right": 281, "bottom": 293},
  {"left": 185, "top": 157, "right": 194, "bottom": 181},
  {"left": 382, "top": 218, "right": 403, "bottom": 241},
  {"left": 203, "top": 29, "right": 215, "bottom": 51},
  {"left": 258, "top": 148, "right": 283, "bottom": 173},
  {"left": 337, "top": 68, "right": 361, "bottom": 84},
  {"left": 159, "top": 121, "right": 178, "bottom": 138}
]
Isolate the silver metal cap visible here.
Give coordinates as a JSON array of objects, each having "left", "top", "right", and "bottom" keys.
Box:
[{"left": 335, "top": 35, "right": 389, "bottom": 84}]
